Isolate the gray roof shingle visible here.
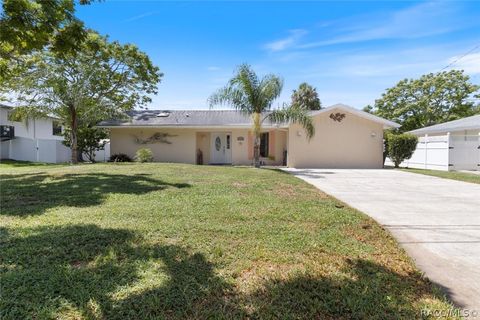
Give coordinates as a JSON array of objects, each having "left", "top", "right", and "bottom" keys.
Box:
[
  {"left": 97, "top": 104, "right": 400, "bottom": 129},
  {"left": 409, "top": 114, "right": 480, "bottom": 135},
  {"left": 97, "top": 109, "right": 279, "bottom": 127}
]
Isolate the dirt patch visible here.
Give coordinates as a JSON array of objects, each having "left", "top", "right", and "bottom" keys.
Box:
[
  {"left": 232, "top": 182, "right": 248, "bottom": 188},
  {"left": 236, "top": 261, "right": 307, "bottom": 294},
  {"left": 274, "top": 183, "right": 329, "bottom": 199}
]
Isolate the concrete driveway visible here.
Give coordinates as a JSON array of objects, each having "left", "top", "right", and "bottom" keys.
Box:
[{"left": 284, "top": 168, "right": 480, "bottom": 311}]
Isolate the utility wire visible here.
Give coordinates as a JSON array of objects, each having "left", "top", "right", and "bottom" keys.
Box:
[{"left": 439, "top": 43, "right": 480, "bottom": 72}]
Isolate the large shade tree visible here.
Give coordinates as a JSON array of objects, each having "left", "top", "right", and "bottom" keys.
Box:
[
  {"left": 0, "top": 0, "right": 96, "bottom": 81},
  {"left": 209, "top": 64, "right": 314, "bottom": 168},
  {"left": 3, "top": 32, "right": 162, "bottom": 163},
  {"left": 291, "top": 82, "right": 322, "bottom": 110},
  {"left": 367, "top": 70, "right": 480, "bottom": 132}
]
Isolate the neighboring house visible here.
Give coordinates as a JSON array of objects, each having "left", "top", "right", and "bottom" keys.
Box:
[
  {"left": 387, "top": 114, "right": 480, "bottom": 171},
  {"left": 0, "top": 105, "right": 111, "bottom": 163},
  {"left": 98, "top": 104, "right": 399, "bottom": 168},
  {"left": 0, "top": 105, "right": 71, "bottom": 163}
]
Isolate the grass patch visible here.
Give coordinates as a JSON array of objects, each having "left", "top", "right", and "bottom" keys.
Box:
[
  {"left": 1, "top": 162, "right": 458, "bottom": 319},
  {"left": 400, "top": 167, "right": 480, "bottom": 184},
  {"left": 0, "top": 159, "right": 61, "bottom": 168}
]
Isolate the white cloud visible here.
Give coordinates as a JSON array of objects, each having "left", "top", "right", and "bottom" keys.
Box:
[
  {"left": 124, "top": 12, "right": 157, "bottom": 23},
  {"left": 263, "top": 29, "right": 307, "bottom": 52},
  {"left": 447, "top": 52, "right": 480, "bottom": 74},
  {"left": 257, "top": 40, "right": 480, "bottom": 109},
  {"left": 292, "top": 2, "right": 476, "bottom": 49}
]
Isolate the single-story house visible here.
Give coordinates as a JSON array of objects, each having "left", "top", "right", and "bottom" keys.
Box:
[
  {"left": 388, "top": 114, "right": 480, "bottom": 171},
  {"left": 98, "top": 104, "right": 399, "bottom": 168}
]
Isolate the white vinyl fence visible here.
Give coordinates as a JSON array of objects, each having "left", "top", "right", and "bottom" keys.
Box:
[
  {"left": 386, "top": 132, "right": 480, "bottom": 171},
  {"left": 0, "top": 138, "right": 110, "bottom": 163},
  {"left": 91, "top": 142, "right": 110, "bottom": 162},
  {"left": 0, "top": 137, "right": 70, "bottom": 163}
]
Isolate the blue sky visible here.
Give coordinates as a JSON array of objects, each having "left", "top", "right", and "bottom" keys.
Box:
[{"left": 77, "top": 1, "right": 480, "bottom": 110}]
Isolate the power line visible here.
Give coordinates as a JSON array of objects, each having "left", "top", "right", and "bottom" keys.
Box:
[{"left": 439, "top": 43, "right": 480, "bottom": 72}]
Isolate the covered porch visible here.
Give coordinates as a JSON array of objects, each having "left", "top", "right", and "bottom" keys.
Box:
[{"left": 195, "top": 128, "right": 287, "bottom": 166}]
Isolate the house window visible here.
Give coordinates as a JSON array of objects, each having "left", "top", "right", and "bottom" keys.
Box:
[
  {"left": 52, "top": 121, "right": 62, "bottom": 136},
  {"left": 226, "top": 134, "right": 231, "bottom": 149},
  {"left": 260, "top": 132, "right": 269, "bottom": 157}
]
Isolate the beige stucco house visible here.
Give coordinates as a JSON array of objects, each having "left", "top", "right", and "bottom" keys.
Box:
[{"left": 98, "top": 104, "right": 399, "bottom": 168}]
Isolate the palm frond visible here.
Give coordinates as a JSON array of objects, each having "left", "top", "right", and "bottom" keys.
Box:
[
  {"left": 268, "top": 105, "right": 315, "bottom": 139},
  {"left": 259, "top": 74, "right": 283, "bottom": 110},
  {"left": 208, "top": 64, "right": 283, "bottom": 115},
  {"left": 231, "top": 64, "right": 259, "bottom": 110},
  {"left": 208, "top": 86, "right": 250, "bottom": 112}
]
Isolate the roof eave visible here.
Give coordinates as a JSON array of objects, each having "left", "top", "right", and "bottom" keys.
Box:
[
  {"left": 409, "top": 126, "right": 480, "bottom": 135},
  {"left": 311, "top": 103, "right": 401, "bottom": 129},
  {"left": 408, "top": 115, "right": 480, "bottom": 135}
]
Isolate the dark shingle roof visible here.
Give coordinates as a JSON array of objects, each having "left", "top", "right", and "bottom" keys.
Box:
[
  {"left": 97, "top": 104, "right": 400, "bottom": 129},
  {"left": 98, "top": 110, "right": 278, "bottom": 127}
]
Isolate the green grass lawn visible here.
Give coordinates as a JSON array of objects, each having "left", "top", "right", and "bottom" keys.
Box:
[
  {"left": 400, "top": 167, "right": 480, "bottom": 184},
  {"left": 1, "top": 162, "right": 458, "bottom": 319}
]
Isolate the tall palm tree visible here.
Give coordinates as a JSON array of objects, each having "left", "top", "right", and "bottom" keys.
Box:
[
  {"left": 209, "top": 64, "right": 315, "bottom": 168},
  {"left": 291, "top": 82, "right": 322, "bottom": 110}
]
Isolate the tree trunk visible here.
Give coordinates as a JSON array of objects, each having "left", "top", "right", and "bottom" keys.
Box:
[
  {"left": 70, "top": 107, "right": 78, "bottom": 164},
  {"left": 252, "top": 112, "right": 261, "bottom": 168},
  {"left": 383, "top": 149, "right": 388, "bottom": 168},
  {"left": 86, "top": 150, "right": 95, "bottom": 163},
  {"left": 253, "top": 135, "right": 260, "bottom": 168}
]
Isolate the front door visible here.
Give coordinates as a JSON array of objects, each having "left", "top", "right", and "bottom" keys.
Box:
[{"left": 210, "top": 132, "right": 232, "bottom": 164}]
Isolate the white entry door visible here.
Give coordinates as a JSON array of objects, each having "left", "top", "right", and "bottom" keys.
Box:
[{"left": 210, "top": 132, "right": 232, "bottom": 164}]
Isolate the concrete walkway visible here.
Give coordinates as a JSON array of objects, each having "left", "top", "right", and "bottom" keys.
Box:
[{"left": 284, "top": 168, "right": 480, "bottom": 312}]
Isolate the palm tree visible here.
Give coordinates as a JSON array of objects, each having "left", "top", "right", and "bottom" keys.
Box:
[
  {"left": 209, "top": 64, "right": 315, "bottom": 168},
  {"left": 291, "top": 82, "right": 322, "bottom": 110}
]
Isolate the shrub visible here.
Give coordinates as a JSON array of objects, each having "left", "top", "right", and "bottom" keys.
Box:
[
  {"left": 387, "top": 133, "right": 418, "bottom": 168},
  {"left": 109, "top": 153, "right": 132, "bottom": 162},
  {"left": 135, "top": 148, "right": 154, "bottom": 163}
]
